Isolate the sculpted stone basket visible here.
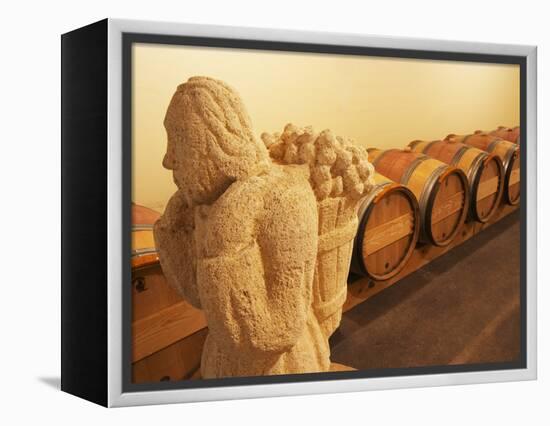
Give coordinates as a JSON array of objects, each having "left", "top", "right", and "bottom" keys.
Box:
[
  {"left": 263, "top": 124, "right": 375, "bottom": 341},
  {"left": 313, "top": 196, "right": 358, "bottom": 338}
]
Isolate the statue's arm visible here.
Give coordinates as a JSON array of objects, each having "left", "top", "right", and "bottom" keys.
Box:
[
  {"left": 197, "top": 180, "right": 318, "bottom": 354},
  {"left": 153, "top": 190, "right": 201, "bottom": 309}
]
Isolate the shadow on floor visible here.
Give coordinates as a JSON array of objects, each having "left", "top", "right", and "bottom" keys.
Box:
[{"left": 37, "top": 376, "right": 61, "bottom": 390}]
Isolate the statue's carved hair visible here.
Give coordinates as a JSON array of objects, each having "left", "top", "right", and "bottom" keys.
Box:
[{"left": 165, "top": 76, "right": 269, "bottom": 181}]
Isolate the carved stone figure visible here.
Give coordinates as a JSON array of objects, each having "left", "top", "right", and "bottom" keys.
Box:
[
  {"left": 262, "top": 125, "right": 375, "bottom": 339},
  {"left": 154, "top": 76, "right": 374, "bottom": 378}
]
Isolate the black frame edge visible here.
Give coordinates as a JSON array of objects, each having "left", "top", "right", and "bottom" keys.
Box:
[{"left": 61, "top": 18, "right": 109, "bottom": 407}]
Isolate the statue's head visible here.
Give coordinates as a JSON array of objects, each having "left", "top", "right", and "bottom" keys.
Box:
[{"left": 163, "top": 76, "right": 269, "bottom": 205}]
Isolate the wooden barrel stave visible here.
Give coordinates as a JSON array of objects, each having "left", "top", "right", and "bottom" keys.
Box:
[
  {"left": 132, "top": 328, "right": 207, "bottom": 383},
  {"left": 429, "top": 171, "right": 467, "bottom": 242},
  {"left": 488, "top": 126, "right": 520, "bottom": 144},
  {"left": 132, "top": 203, "right": 161, "bottom": 270},
  {"left": 422, "top": 139, "right": 464, "bottom": 165},
  {"left": 472, "top": 155, "right": 504, "bottom": 220},
  {"left": 490, "top": 138, "right": 520, "bottom": 205},
  {"left": 368, "top": 149, "right": 469, "bottom": 247},
  {"left": 132, "top": 202, "right": 161, "bottom": 225},
  {"left": 352, "top": 173, "right": 420, "bottom": 281},
  {"left": 446, "top": 133, "right": 519, "bottom": 205},
  {"left": 132, "top": 265, "right": 183, "bottom": 322},
  {"left": 368, "top": 149, "right": 419, "bottom": 183},
  {"left": 409, "top": 140, "right": 504, "bottom": 223}
]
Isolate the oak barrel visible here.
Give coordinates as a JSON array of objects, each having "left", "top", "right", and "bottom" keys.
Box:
[
  {"left": 488, "top": 126, "right": 520, "bottom": 145},
  {"left": 368, "top": 149, "right": 469, "bottom": 247},
  {"left": 445, "top": 133, "right": 520, "bottom": 205},
  {"left": 131, "top": 203, "right": 206, "bottom": 384},
  {"left": 132, "top": 203, "right": 161, "bottom": 270},
  {"left": 351, "top": 173, "right": 420, "bottom": 280},
  {"left": 408, "top": 140, "right": 504, "bottom": 223}
]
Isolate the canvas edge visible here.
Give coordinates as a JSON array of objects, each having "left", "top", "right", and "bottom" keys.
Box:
[
  {"left": 525, "top": 44, "right": 537, "bottom": 381},
  {"left": 106, "top": 18, "right": 537, "bottom": 408}
]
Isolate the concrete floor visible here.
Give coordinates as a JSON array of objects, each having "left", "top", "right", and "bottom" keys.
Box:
[{"left": 330, "top": 210, "right": 521, "bottom": 369}]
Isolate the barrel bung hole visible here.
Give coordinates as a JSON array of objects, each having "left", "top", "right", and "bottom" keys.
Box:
[{"left": 385, "top": 262, "right": 390, "bottom": 269}]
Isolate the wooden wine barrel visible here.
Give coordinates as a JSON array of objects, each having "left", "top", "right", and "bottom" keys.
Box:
[
  {"left": 445, "top": 133, "right": 520, "bottom": 205},
  {"left": 351, "top": 173, "right": 421, "bottom": 280},
  {"left": 408, "top": 140, "right": 504, "bottom": 223},
  {"left": 488, "top": 126, "right": 520, "bottom": 145},
  {"left": 367, "top": 149, "right": 469, "bottom": 247},
  {"left": 132, "top": 203, "right": 161, "bottom": 270},
  {"left": 131, "top": 203, "right": 207, "bottom": 384}
]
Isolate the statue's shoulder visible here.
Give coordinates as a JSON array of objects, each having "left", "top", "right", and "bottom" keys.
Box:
[
  {"left": 202, "top": 165, "right": 316, "bottom": 255},
  {"left": 261, "top": 164, "right": 317, "bottom": 217},
  {"left": 215, "top": 164, "right": 313, "bottom": 214}
]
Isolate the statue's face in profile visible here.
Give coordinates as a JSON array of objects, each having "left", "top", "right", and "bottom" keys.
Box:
[
  {"left": 162, "top": 123, "right": 187, "bottom": 187},
  {"left": 163, "top": 112, "right": 229, "bottom": 206},
  {"left": 162, "top": 79, "right": 266, "bottom": 206},
  {"left": 163, "top": 119, "right": 200, "bottom": 205}
]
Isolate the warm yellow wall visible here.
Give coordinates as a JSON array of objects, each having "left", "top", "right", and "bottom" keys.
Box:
[{"left": 132, "top": 43, "right": 519, "bottom": 212}]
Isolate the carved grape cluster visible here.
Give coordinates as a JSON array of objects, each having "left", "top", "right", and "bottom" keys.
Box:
[{"left": 261, "top": 123, "right": 375, "bottom": 201}]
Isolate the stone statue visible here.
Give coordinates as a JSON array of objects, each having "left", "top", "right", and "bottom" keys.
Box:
[
  {"left": 154, "top": 76, "right": 374, "bottom": 378},
  {"left": 262, "top": 125, "right": 375, "bottom": 340}
]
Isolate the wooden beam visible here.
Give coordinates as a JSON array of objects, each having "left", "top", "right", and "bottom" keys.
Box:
[{"left": 133, "top": 300, "right": 207, "bottom": 362}]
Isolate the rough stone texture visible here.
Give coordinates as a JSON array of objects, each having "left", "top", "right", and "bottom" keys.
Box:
[
  {"left": 154, "top": 76, "right": 374, "bottom": 378},
  {"left": 261, "top": 125, "right": 375, "bottom": 339}
]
